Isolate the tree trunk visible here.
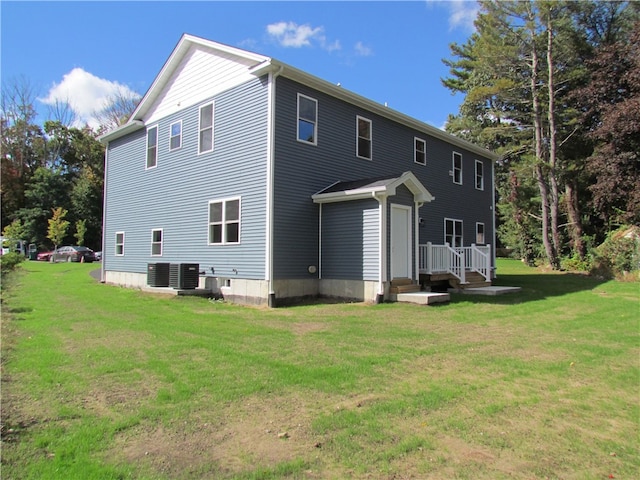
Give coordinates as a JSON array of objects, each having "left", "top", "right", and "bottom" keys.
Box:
[
  {"left": 547, "top": 11, "right": 562, "bottom": 262},
  {"left": 565, "top": 182, "right": 585, "bottom": 258}
]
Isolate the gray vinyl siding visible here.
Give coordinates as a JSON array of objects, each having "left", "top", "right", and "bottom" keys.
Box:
[
  {"left": 321, "top": 200, "right": 379, "bottom": 281},
  {"left": 104, "top": 77, "right": 269, "bottom": 278},
  {"left": 272, "top": 77, "right": 494, "bottom": 279}
]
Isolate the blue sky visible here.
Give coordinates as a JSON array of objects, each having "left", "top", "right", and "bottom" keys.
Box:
[{"left": 1, "top": 1, "right": 479, "bottom": 130}]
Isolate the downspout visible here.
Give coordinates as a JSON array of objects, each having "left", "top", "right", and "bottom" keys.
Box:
[
  {"left": 491, "top": 159, "right": 497, "bottom": 279},
  {"left": 266, "top": 65, "right": 284, "bottom": 307},
  {"left": 318, "top": 203, "right": 322, "bottom": 280},
  {"left": 414, "top": 202, "right": 423, "bottom": 283},
  {"left": 100, "top": 146, "right": 108, "bottom": 283}
]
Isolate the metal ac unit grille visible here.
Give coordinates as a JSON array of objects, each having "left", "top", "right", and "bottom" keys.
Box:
[
  {"left": 147, "top": 263, "right": 171, "bottom": 287},
  {"left": 169, "top": 263, "right": 199, "bottom": 289}
]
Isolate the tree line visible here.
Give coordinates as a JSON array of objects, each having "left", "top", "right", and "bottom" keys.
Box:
[{"left": 442, "top": 0, "right": 639, "bottom": 273}]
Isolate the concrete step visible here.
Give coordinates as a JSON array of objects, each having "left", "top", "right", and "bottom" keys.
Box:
[
  {"left": 394, "top": 291, "right": 450, "bottom": 305},
  {"left": 451, "top": 286, "right": 522, "bottom": 296}
]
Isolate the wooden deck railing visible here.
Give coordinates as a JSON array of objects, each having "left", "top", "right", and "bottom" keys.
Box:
[{"left": 419, "top": 243, "right": 491, "bottom": 283}]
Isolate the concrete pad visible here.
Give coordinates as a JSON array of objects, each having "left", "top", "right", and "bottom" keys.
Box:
[
  {"left": 395, "top": 291, "right": 450, "bottom": 305},
  {"left": 451, "top": 286, "right": 522, "bottom": 296}
]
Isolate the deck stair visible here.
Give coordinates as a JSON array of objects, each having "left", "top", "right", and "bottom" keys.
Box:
[{"left": 450, "top": 271, "right": 492, "bottom": 290}]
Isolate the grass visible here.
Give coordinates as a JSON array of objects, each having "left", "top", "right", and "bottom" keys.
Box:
[{"left": 1, "top": 259, "right": 638, "bottom": 479}]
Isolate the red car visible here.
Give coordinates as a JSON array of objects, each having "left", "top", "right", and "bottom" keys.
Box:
[{"left": 37, "top": 250, "right": 53, "bottom": 261}]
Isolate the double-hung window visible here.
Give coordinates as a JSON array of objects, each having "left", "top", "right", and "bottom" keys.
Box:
[
  {"left": 445, "top": 218, "right": 463, "bottom": 248},
  {"left": 415, "top": 138, "right": 426, "bottom": 165},
  {"left": 297, "top": 94, "right": 317, "bottom": 144},
  {"left": 115, "top": 232, "right": 125, "bottom": 256},
  {"left": 208, "top": 198, "right": 240, "bottom": 245},
  {"left": 199, "top": 102, "right": 214, "bottom": 154},
  {"left": 169, "top": 121, "right": 182, "bottom": 151},
  {"left": 151, "top": 229, "right": 163, "bottom": 256},
  {"left": 146, "top": 126, "right": 158, "bottom": 169},
  {"left": 356, "top": 116, "right": 372, "bottom": 160},
  {"left": 476, "top": 223, "right": 485, "bottom": 244},
  {"left": 452, "top": 152, "right": 462, "bottom": 185},
  {"left": 475, "top": 160, "right": 484, "bottom": 190}
]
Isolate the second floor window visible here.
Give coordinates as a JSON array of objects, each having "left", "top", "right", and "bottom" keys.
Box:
[
  {"left": 146, "top": 126, "right": 158, "bottom": 169},
  {"left": 297, "top": 94, "right": 317, "bottom": 144},
  {"left": 475, "top": 160, "right": 484, "bottom": 190},
  {"left": 415, "top": 138, "right": 426, "bottom": 165},
  {"left": 199, "top": 102, "right": 214, "bottom": 154},
  {"left": 357, "top": 116, "right": 372, "bottom": 160},
  {"left": 452, "top": 152, "right": 462, "bottom": 185},
  {"left": 170, "top": 121, "right": 182, "bottom": 151},
  {"left": 209, "top": 198, "right": 240, "bottom": 245}
]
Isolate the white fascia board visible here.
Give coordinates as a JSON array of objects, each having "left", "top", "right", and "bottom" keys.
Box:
[
  {"left": 312, "top": 186, "right": 388, "bottom": 204},
  {"left": 98, "top": 120, "right": 145, "bottom": 144},
  {"left": 391, "top": 171, "right": 435, "bottom": 203}
]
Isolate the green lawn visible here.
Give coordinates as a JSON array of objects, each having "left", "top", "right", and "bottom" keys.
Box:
[{"left": 1, "top": 259, "right": 638, "bottom": 479}]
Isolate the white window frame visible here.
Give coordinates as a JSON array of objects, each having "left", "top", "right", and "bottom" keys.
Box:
[
  {"left": 452, "top": 152, "right": 462, "bottom": 185},
  {"left": 476, "top": 222, "right": 485, "bottom": 244},
  {"left": 115, "top": 232, "right": 125, "bottom": 256},
  {"left": 208, "top": 197, "right": 241, "bottom": 245},
  {"left": 146, "top": 125, "right": 158, "bottom": 169},
  {"left": 414, "top": 137, "right": 427, "bottom": 165},
  {"left": 198, "top": 102, "right": 214, "bottom": 154},
  {"left": 475, "top": 159, "right": 484, "bottom": 190},
  {"left": 151, "top": 228, "right": 163, "bottom": 256},
  {"left": 169, "top": 120, "right": 182, "bottom": 151},
  {"left": 444, "top": 218, "right": 463, "bottom": 248},
  {"left": 297, "top": 93, "right": 318, "bottom": 145},
  {"left": 356, "top": 115, "right": 372, "bottom": 160}
]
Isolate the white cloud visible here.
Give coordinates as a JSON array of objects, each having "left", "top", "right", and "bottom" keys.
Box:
[
  {"left": 266, "top": 21, "right": 341, "bottom": 52},
  {"left": 354, "top": 41, "right": 373, "bottom": 57},
  {"left": 39, "top": 67, "right": 139, "bottom": 129},
  {"left": 426, "top": 0, "right": 478, "bottom": 32}
]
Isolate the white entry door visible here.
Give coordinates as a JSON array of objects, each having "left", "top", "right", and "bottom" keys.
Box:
[{"left": 390, "top": 204, "right": 411, "bottom": 279}]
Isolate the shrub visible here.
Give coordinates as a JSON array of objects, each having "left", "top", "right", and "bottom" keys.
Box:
[
  {"left": 0, "top": 252, "right": 26, "bottom": 279},
  {"left": 591, "top": 226, "right": 640, "bottom": 279}
]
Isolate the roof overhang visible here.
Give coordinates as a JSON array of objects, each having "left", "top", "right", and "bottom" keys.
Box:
[{"left": 312, "top": 171, "right": 435, "bottom": 204}]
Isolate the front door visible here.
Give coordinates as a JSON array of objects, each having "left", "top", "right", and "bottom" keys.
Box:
[{"left": 390, "top": 204, "right": 411, "bottom": 279}]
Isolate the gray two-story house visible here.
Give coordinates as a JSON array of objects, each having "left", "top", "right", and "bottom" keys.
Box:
[{"left": 100, "top": 34, "right": 498, "bottom": 306}]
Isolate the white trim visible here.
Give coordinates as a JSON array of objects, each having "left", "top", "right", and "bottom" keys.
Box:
[
  {"left": 115, "top": 231, "right": 125, "bottom": 256},
  {"left": 318, "top": 203, "right": 323, "bottom": 280},
  {"left": 296, "top": 93, "right": 318, "bottom": 146},
  {"left": 169, "top": 120, "right": 182, "bottom": 151},
  {"left": 379, "top": 195, "right": 388, "bottom": 286},
  {"left": 414, "top": 202, "right": 420, "bottom": 281},
  {"left": 146, "top": 125, "right": 158, "bottom": 170},
  {"left": 452, "top": 151, "right": 462, "bottom": 185},
  {"left": 208, "top": 197, "right": 241, "bottom": 245},
  {"left": 151, "top": 228, "right": 163, "bottom": 256},
  {"left": 414, "top": 137, "right": 427, "bottom": 166},
  {"left": 198, "top": 102, "right": 214, "bottom": 154},
  {"left": 390, "top": 204, "right": 412, "bottom": 279},
  {"left": 475, "top": 159, "right": 484, "bottom": 190},
  {"left": 356, "top": 115, "right": 372, "bottom": 160}
]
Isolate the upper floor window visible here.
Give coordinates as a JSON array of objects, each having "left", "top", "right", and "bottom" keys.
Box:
[
  {"left": 115, "top": 232, "right": 125, "bottom": 256},
  {"left": 208, "top": 197, "right": 240, "bottom": 245},
  {"left": 151, "top": 229, "right": 163, "bottom": 256},
  {"left": 452, "top": 152, "right": 462, "bottom": 185},
  {"left": 476, "top": 223, "right": 485, "bottom": 244},
  {"left": 445, "top": 218, "right": 463, "bottom": 248},
  {"left": 146, "top": 126, "right": 158, "bottom": 169},
  {"left": 169, "top": 121, "right": 182, "bottom": 151},
  {"left": 356, "top": 116, "right": 372, "bottom": 160},
  {"left": 414, "top": 138, "right": 426, "bottom": 165},
  {"left": 297, "top": 94, "right": 317, "bottom": 145},
  {"left": 475, "top": 160, "right": 484, "bottom": 190},
  {"left": 199, "top": 102, "right": 214, "bottom": 154}
]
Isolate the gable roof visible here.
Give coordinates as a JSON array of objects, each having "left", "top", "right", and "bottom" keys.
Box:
[
  {"left": 312, "top": 171, "right": 434, "bottom": 204},
  {"left": 100, "top": 34, "right": 498, "bottom": 162}
]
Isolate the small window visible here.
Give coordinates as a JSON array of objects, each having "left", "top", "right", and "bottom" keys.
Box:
[
  {"left": 146, "top": 126, "right": 158, "bottom": 169},
  {"left": 356, "top": 116, "right": 372, "bottom": 160},
  {"left": 452, "top": 152, "right": 462, "bottom": 185},
  {"left": 445, "top": 218, "right": 463, "bottom": 248},
  {"left": 476, "top": 223, "right": 485, "bottom": 244},
  {"left": 199, "top": 102, "right": 214, "bottom": 154},
  {"left": 115, "top": 232, "right": 125, "bottom": 256},
  {"left": 415, "top": 138, "right": 426, "bottom": 165},
  {"left": 169, "top": 121, "right": 182, "bottom": 151},
  {"left": 208, "top": 198, "right": 240, "bottom": 245},
  {"left": 475, "top": 160, "right": 484, "bottom": 190},
  {"left": 297, "top": 94, "right": 317, "bottom": 144},
  {"left": 151, "top": 229, "right": 163, "bottom": 256}
]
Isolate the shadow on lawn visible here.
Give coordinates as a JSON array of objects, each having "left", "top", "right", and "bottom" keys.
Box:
[{"left": 450, "top": 270, "right": 608, "bottom": 305}]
